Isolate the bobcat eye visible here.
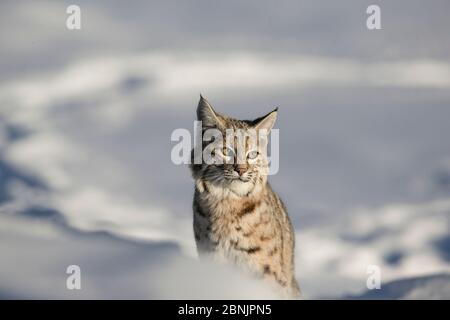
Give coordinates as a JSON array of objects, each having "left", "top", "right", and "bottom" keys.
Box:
[
  {"left": 247, "top": 150, "right": 259, "bottom": 160},
  {"left": 222, "top": 147, "right": 235, "bottom": 162}
]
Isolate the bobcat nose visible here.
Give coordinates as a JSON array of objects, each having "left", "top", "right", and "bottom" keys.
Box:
[{"left": 234, "top": 165, "right": 248, "bottom": 176}]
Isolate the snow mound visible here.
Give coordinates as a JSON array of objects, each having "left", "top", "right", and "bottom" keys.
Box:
[{"left": 347, "top": 273, "right": 450, "bottom": 300}]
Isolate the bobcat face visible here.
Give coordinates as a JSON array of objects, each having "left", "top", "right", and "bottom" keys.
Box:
[{"left": 191, "top": 95, "right": 277, "bottom": 196}]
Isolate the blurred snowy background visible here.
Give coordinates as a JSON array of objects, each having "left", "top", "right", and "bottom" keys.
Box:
[{"left": 0, "top": 0, "right": 449, "bottom": 299}]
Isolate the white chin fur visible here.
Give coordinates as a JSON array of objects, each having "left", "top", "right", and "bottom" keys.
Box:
[{"left": 228, "top": 179, "right": 254, "bottom": 196}]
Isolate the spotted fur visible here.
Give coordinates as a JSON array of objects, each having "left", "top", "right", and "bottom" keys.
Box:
[{"left": 190, "top": 96, "right": 301, "bottom": 299}]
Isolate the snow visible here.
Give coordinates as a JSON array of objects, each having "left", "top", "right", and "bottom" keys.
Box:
[
  {"left": 0, "top": 213, "right": 277, "bottom": 299},
  {"left": 347, "top": 273, "right": 450, "bottom": 300},
  {"left": 1, "top": 0, "right": 450, "bottom": 299}
]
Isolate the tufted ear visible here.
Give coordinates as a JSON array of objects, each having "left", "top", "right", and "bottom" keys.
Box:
[
  {"left": 197, "top": 95, "right": 224, "bottom": 129},
  {"left": 252, "top": 107, "right": 278, "bottom": 132}
]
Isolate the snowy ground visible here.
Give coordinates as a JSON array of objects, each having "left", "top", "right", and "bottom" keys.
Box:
[
  {"left": 348, "top": 273, "right": 450, "bottom": 300},
  {"left": 0, "top": 1, "right": 449, "bottom": 299}
]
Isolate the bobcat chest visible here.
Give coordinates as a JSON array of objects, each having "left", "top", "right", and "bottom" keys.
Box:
[{"left": 195, "top": 195, "right": 267, "bottom": 264}]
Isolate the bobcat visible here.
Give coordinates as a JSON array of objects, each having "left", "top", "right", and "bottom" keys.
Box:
[{"left": 190, "top": 95, "right": 301, "bottom": 299}]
